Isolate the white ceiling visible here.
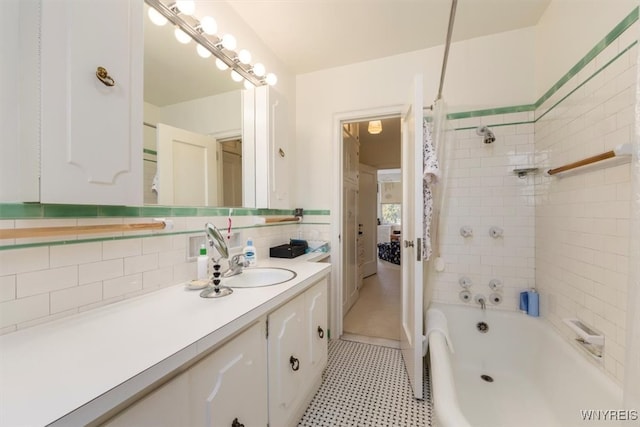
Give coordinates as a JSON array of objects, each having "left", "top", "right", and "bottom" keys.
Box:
[
  {"left": 226, "top": 0, "right": 552, "bottom": 74},
  {"left": 145, "top": 0, "right": 552, "bottom": 106}
]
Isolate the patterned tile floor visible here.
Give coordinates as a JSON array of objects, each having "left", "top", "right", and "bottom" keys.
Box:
[{"left": 298, "top": 339, "right": 433, "bottom": 427}]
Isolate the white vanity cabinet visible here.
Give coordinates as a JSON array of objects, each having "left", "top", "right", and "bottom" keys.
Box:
[
  {"left": 254, "top": 85, "right": 290, "bottom": 209},
  {"left": 103, "top": 320, "right": 267, "bottom": 427},
  {"left": 268, "top": 278, "right": 328, "bottom": 427},
  {"left": 38, "top": 0, "right": 143, "bottom": 205}
]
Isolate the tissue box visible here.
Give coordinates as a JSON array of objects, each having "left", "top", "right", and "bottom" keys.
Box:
[{"left": 270, "top": 243, "right": 307, "bottom": 259}]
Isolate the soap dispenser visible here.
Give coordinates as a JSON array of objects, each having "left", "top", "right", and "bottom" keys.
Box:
[
  {"left": 197, "top": 244, "right": 208, "bottom": 280},
  {"left": 243, "top": 238, "right": 257, "bottom": 266}
]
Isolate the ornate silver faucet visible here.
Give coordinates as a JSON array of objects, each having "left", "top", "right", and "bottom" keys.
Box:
[{"left": 223, "top": 254, "right": 250, "bottom": 278}]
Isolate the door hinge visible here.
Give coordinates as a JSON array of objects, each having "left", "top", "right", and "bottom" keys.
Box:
[{"left": 265, "top": 319, "right": 269, "bottom": 339}]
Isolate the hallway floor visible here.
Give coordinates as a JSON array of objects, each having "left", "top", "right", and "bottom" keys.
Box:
[
  {"left": 298, "top": 339, "right": 433, "bottom": 426},
  {"left": 343, "top": 260, "right": 401, "bottom": 341}
]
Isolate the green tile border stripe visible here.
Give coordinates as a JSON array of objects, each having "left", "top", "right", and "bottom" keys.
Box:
[
  {"left": 445, "top": 6, "right": 638, "bottom": 121},
  {"left": 143, "top": 149, "right": 157, "bottom": 156},
  {"left": 536, "top": 40, "right": 638, "bottom": 123},
  {"left": 0, "top": 204, "right": 330, "bottom": 219},
  {"left": 447, "top": 104, "right": 535, "bottom": 120},
  {"left": 454, "top": 120, "right": 534, "bottom": 131},
  {"left": 0, "top": 220, "right": 331, "bottom": 251},
  {"left": 535, "top": 6, "right": 638, "bottom": 109}
]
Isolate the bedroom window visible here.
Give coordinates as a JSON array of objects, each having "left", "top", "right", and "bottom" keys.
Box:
[{"left": 381, "top": 203, "right": 401, "bottom": 225}]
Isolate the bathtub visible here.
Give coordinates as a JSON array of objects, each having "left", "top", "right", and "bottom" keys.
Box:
[{"left": 427, "top": 303, "right": 624, "bottom": 427}]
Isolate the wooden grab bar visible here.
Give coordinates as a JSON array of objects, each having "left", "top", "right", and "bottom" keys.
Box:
[
  {"left": 263, "top": 217, "right": 301, "bottom": 224},
  {"left": 0, "top": 222, "right": 166, "bottom": 239},
  {"left": 547, "top": 143, "right": 632, "bottom": 176}
]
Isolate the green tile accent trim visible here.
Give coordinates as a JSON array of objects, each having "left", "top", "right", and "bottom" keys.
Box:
[
  {"left": 0, "top": 203, "right": 330, "bottom": 219},
  {"left": 143, "top": 148, "right": 157, "bottom": 156},
  {"left": 447, "top": 104, "right": 535, "bottom": 120},
  {"left": 454, "top": 121, "right": 534, "bottom": 131},
  {"left": 0, "top": 219, "right": 326, "bottom": 251},
  {"left": 44, "top": 204, "right": 99, "bottom": 218},
  {"left": 143, "top": 159, "right": 157, "bottom": 164},
  {"left": 535, "top": 7, "right": 638, "bottom": 109},
  {"left": 536, "top": 40, "right": 638, "bottom": 123},
  {"left": 0, "top": 204, "right": 44, "bottom": 218}
]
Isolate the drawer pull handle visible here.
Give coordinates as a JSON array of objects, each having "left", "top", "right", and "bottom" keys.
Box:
[
  {"left": 289, "top": 355, "right": 300, "bottom": 371},
  {"left": 96, "top": 66, "right": 115, "bottom": 87},
  {"left": 231, "top": 418, "right": 244, "bottom": 427},
  {"left": 278, "top": 148, "right": 285, "bottom": 157},
  {"left": 317, "top": 326, "right": 324, "bottom": 339}
]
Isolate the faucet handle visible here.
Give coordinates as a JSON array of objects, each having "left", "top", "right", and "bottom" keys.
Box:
[{"left": 231, "top": 254, "right": 250, "bottom": 267}]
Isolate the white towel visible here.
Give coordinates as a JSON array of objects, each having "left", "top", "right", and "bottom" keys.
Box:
[
  {"left": 423, "top": 308, "right": 454, "bottom": 356},
  {"left": 422, "top": 118, "right": 440, "bottom": 260},
  {"left": 151, "top": 173, "right": 159, "bottom": 194}
]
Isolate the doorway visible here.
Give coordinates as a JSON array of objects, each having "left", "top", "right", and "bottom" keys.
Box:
[{"left": 341, "top": 117, "right": 402, "bottom": 343}]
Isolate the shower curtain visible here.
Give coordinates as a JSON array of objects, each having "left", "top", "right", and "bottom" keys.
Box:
[{"left": 624, "top": 41, "right": 640, "bottom": 410}]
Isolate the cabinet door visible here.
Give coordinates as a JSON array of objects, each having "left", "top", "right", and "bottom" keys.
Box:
[
  {"left": 189, "top": 321, "right": 268, "bottom": 427},
  {"left": 305, "top": 279, "right": 328, "bottom": 380},
  {"left": 102, "top": 372, "right": 190, "bottom": 427},
  {"left": 255, "top": 85, "right": 289, "bottom": 209},
  {"left": 40, "top": 0, "right": 143, "bottom": 205},
  {"left": 268, "top": 295, "right": 305, "bottom": 427}
]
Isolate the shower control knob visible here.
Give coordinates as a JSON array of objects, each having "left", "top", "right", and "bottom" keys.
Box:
[
  {"left": 489, "top": 226, "right": 504, "bottom": 238},
  {"left": 488, "top": 279, "right": 503, "bottom": 291},
  {"left": 459, "top": 226, "right": 473, "bottom": 238},
  {"left": 459, "top": 290, "right": 472, "bottom": 303},
  {"left": 458, "top": 276, "right": 472, "bottom": 289},
  {"left": 490, "top": 293, "right": 502, "bottom": 305}
]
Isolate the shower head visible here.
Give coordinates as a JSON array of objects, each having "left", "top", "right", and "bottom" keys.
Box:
[{"left": 476, "top": 126, "right": 496, "bottom": 144}]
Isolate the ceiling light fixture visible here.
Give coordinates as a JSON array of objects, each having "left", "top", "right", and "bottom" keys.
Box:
[
  {"left": 145, "top": 0, "right": 276, "bottom": 87},
  {"left": 368, "top": 120, "right": 383, "bottom": 135}
]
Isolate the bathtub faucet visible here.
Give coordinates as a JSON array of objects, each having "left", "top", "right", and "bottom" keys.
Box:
[{"left": 474, "top": 294, "right": 486, "bottom": 310}]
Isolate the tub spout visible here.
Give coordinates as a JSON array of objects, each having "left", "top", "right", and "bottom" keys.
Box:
[{"left": 474, "top": 294, "right": 486, "bottom": 310}]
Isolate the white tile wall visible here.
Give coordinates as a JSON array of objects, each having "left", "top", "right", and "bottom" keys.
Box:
[
  {"left": 430, "top": 111, "right": 537, "bottom": 311},
  {"left": 534, "top": 24, "right": 636, "bottom": 385},
  {"left": 0, "top": 215, "right": 330, "bottom": 334}
]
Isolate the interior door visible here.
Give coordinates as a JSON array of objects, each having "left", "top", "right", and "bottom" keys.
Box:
[
  {"left": 157, "top": 123, "right": 218, "bottom": 206},
  {"left": 400, "top": 75, "right": 424, "bottom": 399},
  {"left": 359, "top": 163, "right": 378, "bottom": 278},
  {"left": 342, "top": 129, "right": 360, "bottom": 316}
]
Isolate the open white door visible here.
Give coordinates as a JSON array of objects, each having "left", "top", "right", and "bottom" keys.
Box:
[
  {"left": 157, "top": 124, "right": 218, "bottom": 206},
  {"left": 359, "top": 163, "right": 378, "bottom": 278},
  {"left": 400, "top": 75, "right": 424, "bottom": 399}
]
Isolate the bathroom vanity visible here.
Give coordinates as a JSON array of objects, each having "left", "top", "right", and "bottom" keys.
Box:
[{"left": 0, "top": 255, "right": 330, "bottom": 426}]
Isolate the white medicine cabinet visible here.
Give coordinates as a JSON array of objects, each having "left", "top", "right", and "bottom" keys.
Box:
[{"left": 1, "top": 0, "right": 291, "bottom": 208}]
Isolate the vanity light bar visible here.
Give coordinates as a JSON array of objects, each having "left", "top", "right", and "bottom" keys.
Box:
[{"left": 144, "top": 0, "right": 267, "bottom": 87}]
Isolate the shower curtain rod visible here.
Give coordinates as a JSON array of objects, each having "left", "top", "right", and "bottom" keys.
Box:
[{"left": 432, "top": 0, "right": 458, "bottom": 108}]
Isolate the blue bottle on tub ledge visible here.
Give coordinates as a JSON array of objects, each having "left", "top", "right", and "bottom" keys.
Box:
[{"left": 519, "top": 289, "right": 539, "bottom": 317}]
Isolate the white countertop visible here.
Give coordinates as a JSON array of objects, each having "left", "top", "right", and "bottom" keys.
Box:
[{"left": 0, "top": 255, "right": 331, "bottom": 426}]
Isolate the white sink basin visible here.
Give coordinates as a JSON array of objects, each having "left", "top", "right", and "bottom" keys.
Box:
[{"left": 223, "top": 267, "right": 297, "bottom": 288}]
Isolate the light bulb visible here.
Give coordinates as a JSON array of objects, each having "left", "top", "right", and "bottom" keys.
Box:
[
  {"left": 265, "top": 73, "right": 278, "bottom": 86},
  {"left": 237, "top": 49, "right": 252, "bottom": 65},
  {"left": 252, "top": 63, "right": 265, "bottom": 77},
  {"left": 175, "top": 0, "right": 195, "bottom": 15},
  {"left": 230, "top": 70, "right": 243, "bottom": 83},
  {"left": 196, "top": 44, "right": 211, "bottom": 58},
  {"left": 174, "top": 28, "right": 191, "bottom": 44},
  {"left": 215, "top": 58, "right": 229, "bottom": 71},
  {"left": 244, "top": 80, "right": 255, "bottom": 90},
  {"left": 199, "top": 16, "right": 217, "bottom": 35},
  {"left": 221, "top": 34, "right": 237, "bottom": 51},
  {"left": 147, "top": 7, "right": 168, "bottom": 26}
]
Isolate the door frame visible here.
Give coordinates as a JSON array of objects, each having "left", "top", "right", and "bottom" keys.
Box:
[{"left": 331, "top": 105, "right": 403, "bottom": 339}]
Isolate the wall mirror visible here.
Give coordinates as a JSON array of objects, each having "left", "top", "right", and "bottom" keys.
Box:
[{"left": 143, "top": 3, "right": 250, "bottom": 207}]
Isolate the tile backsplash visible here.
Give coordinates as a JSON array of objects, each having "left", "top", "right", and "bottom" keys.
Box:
[{"left": 0, "top": 211, "right": 330, "bottom": 334}]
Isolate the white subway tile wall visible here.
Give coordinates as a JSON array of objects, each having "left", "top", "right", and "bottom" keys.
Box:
[
  {"left": 534, "top": 24, "right": 637, "bottom": 385},
  {"left": 431, "top": 110, "right": 536, "bottom": 312},
  {"left": 0, "top": 216, "right": 330, "bottom": 333}
]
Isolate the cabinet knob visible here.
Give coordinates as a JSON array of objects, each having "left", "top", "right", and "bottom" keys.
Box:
[
  {"left": 317, "top": 326, "right": 324, "bottom": 339},
  {"left": 289, "top": 355, "right": 300, "bottom": 371},
  {"left": 278, "top": 148, "right": 285, "bottom": 157},
  {"left": 231, "top": 418, "right": 244, "bottom": 427},
  {"left": 96, "top": 66, "right": 115, "bottom": 87}
]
